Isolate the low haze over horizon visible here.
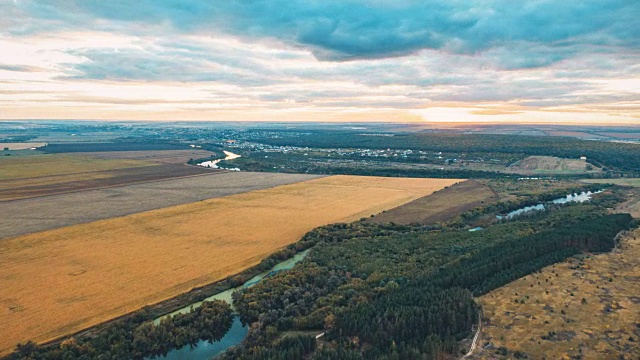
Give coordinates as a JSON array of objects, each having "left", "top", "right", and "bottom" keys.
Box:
[{"left": 0, "top": 1, "right": 638, "bottom": 124}]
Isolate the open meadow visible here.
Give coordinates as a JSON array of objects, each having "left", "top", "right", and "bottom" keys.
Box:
[
  {"left": 582, "top": 178, "right": 640, "bottom": 187},
  {"left": 0, "top": 175, "right": 460, "bottom": 355},
  {"left": 508, "top": 156, "right": 601, "bottom": 175},
  {"left": 476, "top": 228, "right": 640, "bottom": 359}
]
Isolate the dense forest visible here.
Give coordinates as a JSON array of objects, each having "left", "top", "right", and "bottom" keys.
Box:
[{"left": 250, "top": 132, "right": 640, "bottom": 172}]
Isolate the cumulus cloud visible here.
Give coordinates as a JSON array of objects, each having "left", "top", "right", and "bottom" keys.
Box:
[
  {"left": 6, "top": 0, "right": 639, "bottom": 62},
  {"left": 0, "top": 0, "right": 638, "bottom": 122}
]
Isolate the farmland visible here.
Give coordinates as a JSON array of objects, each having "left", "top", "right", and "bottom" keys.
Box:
[
  {"left": 0, "top": 154, "right": 154, "bottom": 181},
  {"left": 0, "top": 172, "right": 325, "bottom": 239},
  {"left": 0, "top": 152, "right": 217, "bottom": 200},
  {"left": 368, "top": 179, "right": 497, "bottom": 225},
  {"left": 0, "top": 175, "right": 459, "bottom": 355},
  {"left": 476, "top": 228, "right": 640, "bottom": 359},
  {"left": 79, "top": 149, "right": 215, "bottom": 164}
]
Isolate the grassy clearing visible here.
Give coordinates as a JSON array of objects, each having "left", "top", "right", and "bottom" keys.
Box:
[
  {"left": 368, "top": 179, "right": 496, "bottom": 225},
  {"left": 508, "top": 156, "right": 600, "bottom": 175},
  {"left": 582, "top": 178, "right": 640, "bottom": 187},
  {"left": 476, "top": 228, "right": 640, "bottom": 360},
  {"left": 0, "top": 175, "right": 460, "bottom": 355}
]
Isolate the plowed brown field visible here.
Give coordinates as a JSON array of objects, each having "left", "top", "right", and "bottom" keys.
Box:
[
  {"left": 0, "top": 154, "right": 215, "bottom": 201},
  {"left": 0, "top": 175, "right": 460, "bottom": 355}
]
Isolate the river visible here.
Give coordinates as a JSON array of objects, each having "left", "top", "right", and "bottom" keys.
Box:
[
  {"left": 496, "top": 190, "right": 603, "bottom": 220},
  {"left": 148, "top": 249, "right": 311, "bottom": 360},
  {"left": 197, "top": 151, "right": 241, "bottom": 170}
]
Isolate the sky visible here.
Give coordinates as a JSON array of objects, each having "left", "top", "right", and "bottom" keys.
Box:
[{"left": 0, "top": 1, "right": 638, "bottom": 124}]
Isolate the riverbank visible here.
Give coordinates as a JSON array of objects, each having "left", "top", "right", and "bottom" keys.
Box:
[
  {"left": 148, "top": 249, "right": 312, "bottom": 359},
  {"left": 26, "top": 244, "right": 316, "bottom": 359}
]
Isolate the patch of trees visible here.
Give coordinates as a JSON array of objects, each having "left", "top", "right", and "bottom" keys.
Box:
[
  {"left": 432, "top": 214, "right": 632, "bottom": 295},
  {"left": 335, "top": 286, "right": 476, "bottom": 358},
  {"left": 223, "top": 335, "right": 316, "bottom": 360},
  {"left": 132, "top": 301, "right": 233, "bottom": 359},
  {"left": 11, "top": 301, "right": 233, "bottom": 360}
]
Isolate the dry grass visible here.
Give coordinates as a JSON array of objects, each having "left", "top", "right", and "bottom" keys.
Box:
[
  {"left": 476, "top": 228, "right": 640, "bottom": 360},
  {"left": 368, "top": 179, "right": 495, "bottom": 225},
  {"left": 582, "top": 178, "right": 640, "bottom": 188},
  {"left": 0, "top": 143, "right": 47, "bottom": 150},
  {"left": 508, "top": 156, "right": 600, "bottom": 175},
  {"left": 0, "top": 175, "right": 459, "bottom": 355}
]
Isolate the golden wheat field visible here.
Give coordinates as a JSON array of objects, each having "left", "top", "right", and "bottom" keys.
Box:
[{"left": 0, "top": 175, "right": 461, "bottom": 355}]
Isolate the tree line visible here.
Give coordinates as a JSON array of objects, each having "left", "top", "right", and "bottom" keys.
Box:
[{"left": 222, "top": 199, "right": 634, "bottom": 359}]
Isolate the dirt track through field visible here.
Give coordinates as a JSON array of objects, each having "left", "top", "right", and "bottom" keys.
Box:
[
  {"left": 0, "top": 175, "right": 460, "bottom": 356},
  {"left": 0, "top": 172, "right": 324, "bottom": 239}
]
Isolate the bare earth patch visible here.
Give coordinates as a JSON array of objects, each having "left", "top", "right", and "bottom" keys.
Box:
[{"left": 0, "top": 175, "right": 460, "bottom": 356}]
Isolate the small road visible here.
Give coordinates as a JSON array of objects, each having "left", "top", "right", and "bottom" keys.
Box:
[{"left": 462, "top": 311, "right": 482, "bottom": 359}]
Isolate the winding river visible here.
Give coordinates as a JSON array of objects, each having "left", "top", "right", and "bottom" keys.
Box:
[
  {"left": 148, "top": 249, "right": 311, "bottom": 360},
  {"left": 197, "top": 151, "right": 241, "bottom": 169}
]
